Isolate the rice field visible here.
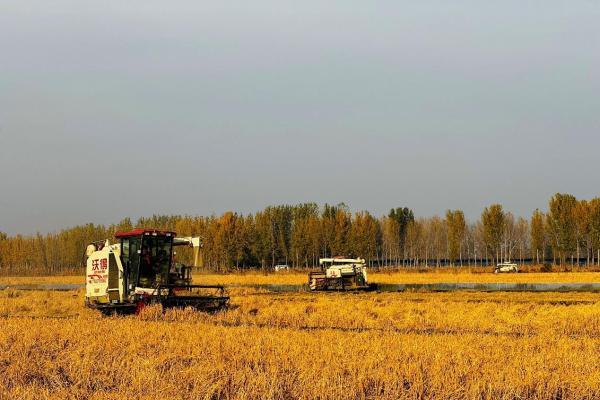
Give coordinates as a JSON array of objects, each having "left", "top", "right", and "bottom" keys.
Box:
[
  {"left": 3, "top": 269, "right": 600, "bottom": 286},
  {"left": 196, "top": 270, "right": 600, "bottom": 286},
  {"left": 1, "top": 271, "right": 599, "bottom": 399}
]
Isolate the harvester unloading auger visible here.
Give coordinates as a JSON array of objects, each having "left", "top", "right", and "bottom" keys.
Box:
[
  {"left": 85, "top": 229, "right": 229, "bottom": 315},
  {"left": 308, "top": 257, "right": 372, "bottom": 291}
]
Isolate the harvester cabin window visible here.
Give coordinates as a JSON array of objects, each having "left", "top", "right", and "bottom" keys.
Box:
[
  {"left": 121, "top": 237, "right": 141, "bottom": 289},
  {"left": 138, "top": 236, "right": 172, "bottom": 287}
]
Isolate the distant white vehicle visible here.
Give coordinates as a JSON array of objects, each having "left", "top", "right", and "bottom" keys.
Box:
[
  {"left": 274, "top": 264, "right": 290, "bottom": 272},
  {"left": 495, "top": 262, "right": 519, "bottom": 273}
]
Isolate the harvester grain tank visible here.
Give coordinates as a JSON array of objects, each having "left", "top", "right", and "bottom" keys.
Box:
[
  {"left": 85, "top": 228, "right": 228, "bottom": 314},
  {"left": 308, "top": 257, "right": 371, "bottom": 291}
]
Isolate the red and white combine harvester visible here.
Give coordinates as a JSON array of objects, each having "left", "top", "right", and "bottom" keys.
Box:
[{"left": 85, "top": 228, "right": 229, "bottom": 315}]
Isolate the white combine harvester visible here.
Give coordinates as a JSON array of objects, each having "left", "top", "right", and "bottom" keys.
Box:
[
  {"left": 494, "top": 262, "right": 519, "bottom": 273},
  {"left": 308, "top": 257, "right": 370, "bottom": 291},
  {"left": 85, "top": 228, "right": 229, "bottom": 314}
]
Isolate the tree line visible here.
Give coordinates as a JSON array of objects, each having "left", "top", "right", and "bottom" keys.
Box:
[{"left": 1, "top": 193, "right": 600, "bottom": 275}]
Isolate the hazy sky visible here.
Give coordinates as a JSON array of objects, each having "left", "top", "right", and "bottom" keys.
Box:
[{"left": 1, "top": 1, "right": 599, "bottom": 235}]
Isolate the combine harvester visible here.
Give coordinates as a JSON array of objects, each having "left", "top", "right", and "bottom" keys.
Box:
[
  {"left": 495, "top": 261, "right": 519, "bottom": 273},
  {"left": 308, "top": 257, "right": 372, "bottom": 291},
  {"left": 85, "top": 228, "right": 229, "bottom": 314}
]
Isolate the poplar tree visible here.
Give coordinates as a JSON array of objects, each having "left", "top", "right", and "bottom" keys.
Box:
[
  {"left": 530, "top": 209, "right": 546, "bottom": 264},
  {"left": 547, "top": 193, "right": 577, "bottom": 265},
  {"left": 481, "top": 204, "right": 505, "bottom": 264},
  {"left": 389, "top": 207, "right": 414, "bottom": 264},
  {"left": 588, "top": 198, "right": 600, "bottom": 266},
  {"left": 573, "top": 200, "right": 591, "bottom": 265},
  {"left": 445, "top": 210, "right": 466, "bottom": 266}
]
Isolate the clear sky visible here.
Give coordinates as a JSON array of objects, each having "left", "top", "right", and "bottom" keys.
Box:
[{"left": 1, "top": 1, "right": 599, "bottom": 235}]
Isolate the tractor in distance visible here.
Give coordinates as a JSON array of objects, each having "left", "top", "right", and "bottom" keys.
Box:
[
  {"left": 308, "top": 257, "right": 371, "bottom": 291},
  {"left": 85, "top": 228, "right": 229, "bottom": 314}
]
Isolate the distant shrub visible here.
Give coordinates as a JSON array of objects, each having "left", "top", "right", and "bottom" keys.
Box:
[{"left": 541, "top": 263, "right": 553, "bottom": 273}]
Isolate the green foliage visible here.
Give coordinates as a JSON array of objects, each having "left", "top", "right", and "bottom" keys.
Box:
[
  {"left": 388, "top": 208, "right": 414, "bottom": 245},
  {"left": 388, "top": 207, "right": 415, "bottom": 260}
]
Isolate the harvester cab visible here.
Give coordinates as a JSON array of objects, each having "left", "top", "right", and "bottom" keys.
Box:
[
  {"left": 85, "top": 228, "right": 229, "bottom": 314},
  {"left": 308, "top": 257, "right": 370, "bottom": 291}
]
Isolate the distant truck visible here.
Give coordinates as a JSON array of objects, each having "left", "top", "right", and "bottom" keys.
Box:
[
  {"left": 495, "top": 262, "right": 519, "bottom": 273},
  {"left": 274, "top": 264, "right": 290, "bottom": 272},
  {"left": 308, "top": 257, "right": 370, "bottom": 291}
]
